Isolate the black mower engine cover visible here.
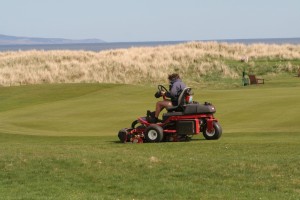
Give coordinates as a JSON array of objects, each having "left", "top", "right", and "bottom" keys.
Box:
[{"left": 184, "top": 102, "right": 216, "bottom": 114}]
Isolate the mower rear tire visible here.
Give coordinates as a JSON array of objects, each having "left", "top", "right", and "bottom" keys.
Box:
[
  {"left": 203, "top": 121, "right": 222, "bottom": 140},
  {"left": 145, "top": 125, "right": 164, "bottom": 142}
]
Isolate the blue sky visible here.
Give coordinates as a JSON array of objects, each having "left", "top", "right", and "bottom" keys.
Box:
[{"left": 1, "top": 0, "right": 299, "bottom": 42}]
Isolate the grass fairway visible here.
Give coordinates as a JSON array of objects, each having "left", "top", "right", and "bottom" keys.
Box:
[{"left": 1, "top": 78, "right": 300, "bottom": 199}]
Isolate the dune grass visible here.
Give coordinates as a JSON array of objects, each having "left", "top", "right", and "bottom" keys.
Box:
[
  {"left": 0, "top": 76, "right": 300, "bottom": 199},
  {"left": 0, "top": 42, "right": 300, "bottom": 87}
]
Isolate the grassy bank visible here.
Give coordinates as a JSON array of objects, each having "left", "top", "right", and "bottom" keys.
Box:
[{"left": 0, "top": 42, "right": 300, "bottom": 87}]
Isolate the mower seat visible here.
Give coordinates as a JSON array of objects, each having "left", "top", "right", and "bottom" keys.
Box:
[
  {"left": 162, "top": 111, "right": 183, "bottom": 122},
  {"left": 166, "top": 87, "right": 192, "bottom": 112},
  {"left": 163, "top": 112, "right": 184, "bottom": 117}
]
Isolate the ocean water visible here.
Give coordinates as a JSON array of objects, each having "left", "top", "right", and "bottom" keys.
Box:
[
  {"left": 0, "top": 41, "right": 184, "bottom": 52},
  {"left": 0, "top": 38, "right": 300, "bottom": 52}
]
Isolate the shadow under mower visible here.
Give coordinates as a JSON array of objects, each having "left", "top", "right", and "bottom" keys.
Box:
[{"left": 118, "top": 85, "right": 222, "bottom": 143}]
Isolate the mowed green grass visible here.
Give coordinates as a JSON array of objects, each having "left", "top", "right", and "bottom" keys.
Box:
[
  {"left": 0, "top": 77, "right": 300, "bottom": 199},
  {"left": 0, "top": 83, "right": 157, "bottom": 136},
  {"left": 1, "top": 77, "right": 300, "bottom": 136}
]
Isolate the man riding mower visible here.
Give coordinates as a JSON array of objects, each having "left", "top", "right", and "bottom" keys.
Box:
[{"left": 118, "top": 85, "right": 222, "bottom": 143}]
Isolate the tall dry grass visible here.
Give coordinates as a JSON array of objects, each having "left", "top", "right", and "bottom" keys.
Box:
[{"left": 0, "top": 42, "right": 300, "bottom": 86}]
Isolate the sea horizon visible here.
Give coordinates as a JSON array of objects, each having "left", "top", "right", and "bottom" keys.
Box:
[{"left": 0, "top": 37, "right": 300, "bottom": 52}]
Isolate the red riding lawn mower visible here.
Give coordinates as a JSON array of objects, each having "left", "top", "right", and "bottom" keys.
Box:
[{"left": 118, "top": 85, "right": 222, "bottom": 143}]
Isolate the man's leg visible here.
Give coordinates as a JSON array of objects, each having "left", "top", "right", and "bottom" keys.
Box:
[{"left": 155, "top": 100, "right": 172, "bottom": 118}]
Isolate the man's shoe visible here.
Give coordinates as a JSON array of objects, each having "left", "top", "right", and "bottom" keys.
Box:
[
  {"left": 146, "top": 110, "right": 155, "bottom": 118},
  {"left": 147, "top": 116, "right": 162, "bottom": 123}
]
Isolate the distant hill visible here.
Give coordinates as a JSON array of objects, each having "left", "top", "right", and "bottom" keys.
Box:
[{"left": 0, "top": 34, "right": 105, "bottom": 45}]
